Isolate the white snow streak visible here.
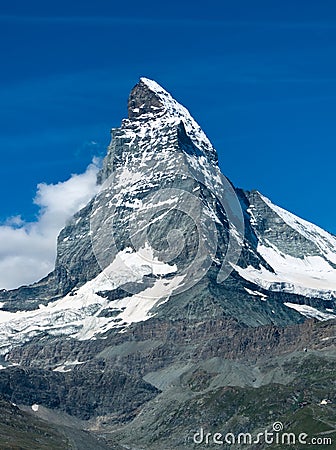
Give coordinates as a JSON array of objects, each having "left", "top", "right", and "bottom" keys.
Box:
[
  {"left": 0, "top": 244, "right": 181, "bottom": 354},
  {"left": 284, "top": 303, "right": 336, "bottom": 321}
]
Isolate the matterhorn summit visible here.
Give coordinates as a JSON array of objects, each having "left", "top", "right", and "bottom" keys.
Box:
[
  {"left": 0, "top": 77, "right": 335, "bottom": 355},
  {"left": 0, "top": 78, "right": 334, "bottom": 449}
]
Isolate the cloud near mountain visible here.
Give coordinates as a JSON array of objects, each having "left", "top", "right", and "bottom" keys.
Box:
[{"left": 0, "top": 158, "right": 100, "bottom": 290}]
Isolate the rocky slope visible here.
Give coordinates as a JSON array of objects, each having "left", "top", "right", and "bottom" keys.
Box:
[
  {"left": 0, "top": 78, "right": 335, "bottom": 353},
  {"left": 0, "top": 78, "right": 335, "bottom": 449}
]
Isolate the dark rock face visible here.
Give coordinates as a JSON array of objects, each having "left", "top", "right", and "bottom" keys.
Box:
[
  {"left": 3, "top": 316, "right": 335, "bottom": 449},
  {"left": 128, "top": 79, "right": 165, "bottom": 118},
  {"left": 0, "top": 395, "right": 117, "bottom": 449},
  {"left": 10, "top": 317, "right": 335, "bottom": 374},
  {"left": 0, "top": 364, "right": 159, "bottom": 421},
  {"left": 245, "top": 190, "right": 324, "bottom": 259},
  {"left": 0, "top": 396, "right": 71, "bottom": 449}
]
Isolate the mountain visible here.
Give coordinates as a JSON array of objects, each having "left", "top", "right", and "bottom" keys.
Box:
[{"left": 0, "top": 78, "right": 335, "bottom": 449}]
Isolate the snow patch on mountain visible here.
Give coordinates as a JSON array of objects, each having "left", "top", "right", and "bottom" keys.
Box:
[
  {"left": 244, "top": 287, "right": 268, "bottom": 301},
  {"left": 53, "top": 359, "right": 86, "bottom": 373},
  {"left": 0, "top": 244, "right": 181, "bottom": 354},
  {"left": 284, "top": 303, "right": 336, "bottom": 320},
  {"left": 235, "top": 193, "right": 336, "bottom": 304},
  {"left": 233, "top": 244, "right": 336, "bottom": 300}
]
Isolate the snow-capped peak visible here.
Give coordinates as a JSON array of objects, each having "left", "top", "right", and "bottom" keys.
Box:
[{"left": 127, "top": 77, "right": 217, "bottom": 163}]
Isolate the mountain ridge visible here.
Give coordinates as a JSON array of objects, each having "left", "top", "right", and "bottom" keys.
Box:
[
  {"left": 0, "top": 77, "right": 335, "bottom": 449},
  {"left": 0, "top": 78, "right": 334, "bottom": 343}
]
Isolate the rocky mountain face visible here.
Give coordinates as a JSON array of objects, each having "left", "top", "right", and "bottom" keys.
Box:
[{"left": 0, "top": 78, "right": 335, "bottom": 449}]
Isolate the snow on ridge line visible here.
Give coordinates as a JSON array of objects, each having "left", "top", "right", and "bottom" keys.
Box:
[
  {"left": 259, "top": 193, "right": 336, "bottom": 264},
  {"left": 237, "top": 192, "right": 336, "bottom": 308},
  {"left": 140, "top": 77, "right": 169, "bottom": 96},
  {"left": 139, "top": 77, "right": 215, "bottom": 157}
]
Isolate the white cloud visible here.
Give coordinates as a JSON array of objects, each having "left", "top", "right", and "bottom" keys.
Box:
[{"left": 0, "top": 159, "right": 100, "bottom": 290}]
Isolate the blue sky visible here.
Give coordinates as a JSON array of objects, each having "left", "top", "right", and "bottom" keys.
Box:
[{"left": 1, "top": 0, "right": 336, "bottom": 241}]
